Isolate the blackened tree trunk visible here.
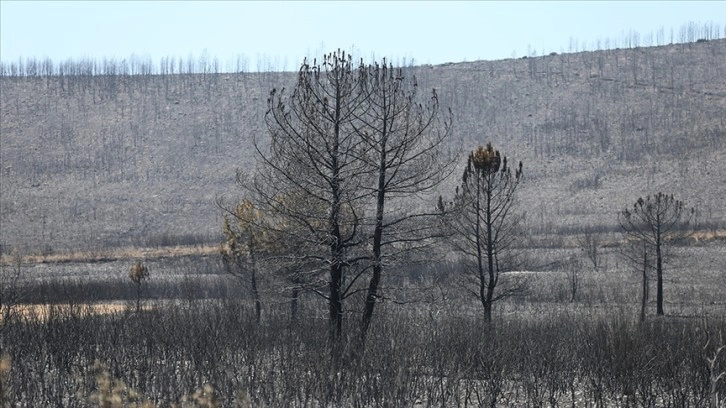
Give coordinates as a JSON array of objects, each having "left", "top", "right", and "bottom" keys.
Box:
[
  {"left": 484, "top": 185, "right": 496, "bottom": 322},
  {"left": 655, "top": 231, "right": 664, "bottom": 316},
  {"left": 640, "top": 244, "right": 649, "bottom": 323},
  {"left": 360, "top": 157, "right": 386, "bottom": 344},
  {"left": 329, "top": 263, "right": 343, "bottom": 341}
]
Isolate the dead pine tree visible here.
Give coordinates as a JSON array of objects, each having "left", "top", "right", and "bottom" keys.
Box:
[
  {"left": 252, "top": 50, "right": 370, "bottom": 350},
  {"left": 618, "top": 192, "right": 693, "bottom": 316},
  {"left": 444, "top": 143, "right": 525, "bottom": 322},
  {"left": 249, "top": 51, "right": 455, "bottom": 360},
  {"left": 353, "top": 59, "right": 454, "bottom": 349},
  {"left": 129, "top": 261, "right": 149, "bottom": 314}
]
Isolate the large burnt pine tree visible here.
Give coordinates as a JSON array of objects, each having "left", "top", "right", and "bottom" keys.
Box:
[
  {"left": 244, "top": 51, "right": 454, "bottom": 357},
  {"left": 253, "top": 51, "right": 369, "bottom": 348}
]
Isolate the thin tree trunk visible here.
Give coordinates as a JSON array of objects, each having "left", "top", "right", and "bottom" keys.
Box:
[
  {"left": 329, "top": 263, "right": 343, "bottom": 343},
  {"left": 474, "top": 174, "right": 491, "bottom": 322},
  {"left": 485, "top": 183, "right": 495, "bottom": 323},
  {"left": 327, "top": 79, "right": 344, "bottom": 350},
  {"left": 360, "top": 261, "right": 381, "bottom": 349},
  {"left": 640, "top": 245, "right": 648, "bottom": 322},
  {"left": 570, "top": 268, "right": 578, "bottom": 303},
  {"left": 656, "top": 235, "right": 664, "bottom": 316}
]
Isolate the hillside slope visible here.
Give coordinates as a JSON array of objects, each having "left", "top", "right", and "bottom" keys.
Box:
[{"left": 1, "top": 40, "right": 725, "bottom": 253}]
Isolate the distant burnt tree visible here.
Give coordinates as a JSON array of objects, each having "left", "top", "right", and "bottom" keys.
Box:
[{"left": 618, "top": 192, "right": 693, "bottom": 316}]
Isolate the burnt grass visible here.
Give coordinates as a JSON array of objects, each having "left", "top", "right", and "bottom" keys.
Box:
[
  {"left": 1, "top": 243, "right": 726, "bottom": 406},
  {"left": 1, "top": 298, "right": 725, "bottom": 407}
]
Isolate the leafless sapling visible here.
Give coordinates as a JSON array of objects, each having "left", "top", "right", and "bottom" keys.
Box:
[{"left": 577, "top": 229, "right": 601, "bottom": 272}]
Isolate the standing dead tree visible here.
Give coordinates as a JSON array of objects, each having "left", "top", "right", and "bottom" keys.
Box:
[
  {"left": 576, "top": 230, "right": 601, "bottom": 272},
  {"left": 443, "top": 143, "right": 525, "bottom": 322},
  {"left": 353, "top": 60, "right": 454, "bottom": 348},
  {"left": 244, "top": 51, "right": 455, "bottom": 356},
  {"left": 618, "top": 192, "right": 692, "bottom": 316},
  {"left": 251, "top": 51, "right": 370, "bottom": 347}
]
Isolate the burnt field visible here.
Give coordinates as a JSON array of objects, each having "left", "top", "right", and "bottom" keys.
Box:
[{"left": 1, "top": 238, "right": 725, "bottom": 406}]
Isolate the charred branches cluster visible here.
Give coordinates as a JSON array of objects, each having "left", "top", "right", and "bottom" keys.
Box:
[{"left": 226, "top": 50, "right": 454, "bottom": 352}]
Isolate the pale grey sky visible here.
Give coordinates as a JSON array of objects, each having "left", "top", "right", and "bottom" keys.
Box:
[{"left": 1, "top": 1, "right": 724, "bottom": 71}]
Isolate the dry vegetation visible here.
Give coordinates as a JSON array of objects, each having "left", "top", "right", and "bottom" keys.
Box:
[
  {"left": 0, "top": 299, "right": 724, "bottom": 407},
  {"left": 1, "top": 241, "right": 724, "bottom": 405}
]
